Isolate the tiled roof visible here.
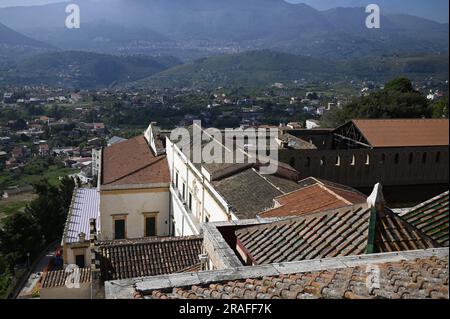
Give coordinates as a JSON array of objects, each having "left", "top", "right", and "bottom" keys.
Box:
[
  {"left": 143, "top": 255, "right": 449, "bottom": 299},
  {"left": 236, "top": 204, "right": 439, "bottom": 265},
  {"left": 400, "top": 191, "right": 449, "bottom": 247},
  {"left": 350, "top": 119, "right": 449, "bottom": 148},
  {"left": 41, "top": 268, "right": 91, "bottom": 288},
  {"left": 101, "top": 135, "right": 170, "bottom": 187},
  {"left": 212, "top": 168, "right": 301, "bottom": 219},
  {"left": 259, "top": 177, "right": 366, "bottom": 218},
  {"left": 63, "top": 188, "right": 100, "bottom": 244},
  {"left": 97, "top": 236, "right": 203, "bottom": 281}
]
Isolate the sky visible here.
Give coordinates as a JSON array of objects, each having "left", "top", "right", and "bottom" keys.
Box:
[{"left": 0, "top": 0, "right": 448, "bottom": 22}]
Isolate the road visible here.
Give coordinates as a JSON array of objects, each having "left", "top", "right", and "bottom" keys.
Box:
[{"left": 16, "top": 243, "right": 58, "bottom": 299}]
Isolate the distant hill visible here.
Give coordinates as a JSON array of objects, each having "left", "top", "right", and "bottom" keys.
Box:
[
  {"left": 0, "top": 21, "right": 53, "bottom": 61},
  {"left": 0, "top": 51, "right": 182, "bottom": 88},
  {"left": 135, "top": 50, "right": 449, "bottom": 89},
  {"left": 0, "top": 0, "right": 447, "bottom": 60}
]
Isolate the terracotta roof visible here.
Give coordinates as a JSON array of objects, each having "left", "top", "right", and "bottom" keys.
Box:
[
  {"left": 101, "top": 135, "right": 170, "bottom": 187},
  {"left": 41, "top": 268, "right": 91, "bottom": 288},
  {"left": 97, "top": 236, "right": 203, "bottom": 281},
  {"left": 259, "top": 177, "right": 367, "bottom": 218},
  {"left": 351, "top": 119, "right": 449, "bottom": 148},
  {"left": 139, "top": 254, "right": 449, "bottom": 299},
  {"left": 400, "top": 191, "right": 449, "bottom": 247},
  {"left": 236, "top": 204, "right": 439, "bottom": 265}
]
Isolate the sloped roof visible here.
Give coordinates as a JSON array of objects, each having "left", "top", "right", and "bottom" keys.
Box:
[
  {"left": 136, "top": 250, "right": 449, "bottom": 300},
  {"left": 63, "top": 188, "right": 100, "bottom": 244},
  {"left": 97, "top": 236, "right": 203, "bottom": 281},
  {"left": 259, "top": 177, "right": 367, "bottom": 218},
  {"left": 351, "top": 119, "right": 449, "bottom": 148},
  {"left": 236, "top": 204, "right": 439, "bottom": 265},
  {"left": 400, "top": 191, "right": 449, "bottom": 247},
  {"left": 212, "top": 168, "right": 301, "bottom": 219},
  {"left": 101, "top": 135, "right": 170, "bottom": 187},
  {"left": 41, "top": 268, "right": 91, "bottom": 288}
]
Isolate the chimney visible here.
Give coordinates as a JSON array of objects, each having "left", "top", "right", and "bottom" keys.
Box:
[
  {"left": 367, "top": 183, "right": 385, "bottom": 212},
  {"left": 78, "top": 232, "right": 86, "bottom": 243},
  {"left": 366, "top": 183, "right": 385, "bottom": 254}
]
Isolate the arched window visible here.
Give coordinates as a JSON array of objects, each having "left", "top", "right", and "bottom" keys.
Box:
[
  {"left": 350, "top": 155, "right": 356, "bottom": 166},
  {"left": 422, "top": 153, "right": 427, "bottom": 164},
  {"left": 335, "top": 155, "right": 341, "bottom": 166},
  {"left": 320, "top": 156, "right": 326, "bottom": 166},
  {"left": 305, "top": 157, "right": 311, "bottom": 167},
  {"left": 394, "top": 154, "right": 400, "bottom": 164},
  {"left": 436, "top": 152, "right": 441, "bottom": 163},
  {"left": 408, "top": 153, "right": 414, "bottom": 165},
  {"left": 380, "top": 154, "right": 386, "bottom": 165}
]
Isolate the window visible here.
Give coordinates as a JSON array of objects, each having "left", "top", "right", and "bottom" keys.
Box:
[
  {"left": 409, "top": 153, "right": 414, "bottom": 165},
  {"left": 205, "top": 213, "right": 210, "bottom": 223},
  {"left": 395, "top": 154, "right": 400, "bottom": 164},
  {"left": 320, "top": 156, "right": 326, "bottom": 166},
  {"left": 188, "top": 192, "right": 193, "bottom": 212},
  {"left": 335, "top": 156, "right": 341, "bottom": 166},
  {"left": 380, "top": 154, "right": 386, "bottom": 165},
  {"left": 114, "top": 219, "right": 126, "bottom": 240},
  {"left": 145, "top": 216, "right": 156, "bottom": 237},
  {"left": 351, "top": 155, "right": 356, "bottom": 166},
  {"left": 365, "top": 154, "right": 370, "bottom": 166},
  {"left": 436, "top": 152, "right": 441, "bottom": 163},
  {"left": 305, "top": 157, "right": 311, "bottom": 167},
  {"left": 182, "top": 183, "right": 186, "bottom": 200},
  {"left": 175, "top": 172, "right": 179, "bottom": 189},
  {"left": 75, "top": 254, "right": 85, "bottom": 268},
  {"left": 422, "top": 153, "right": 427, "bottom": 164}
]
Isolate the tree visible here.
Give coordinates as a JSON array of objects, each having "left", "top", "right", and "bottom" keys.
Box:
[
  {"left": 0, "top": 212, "right": 44, "bottom": 266},
  {"left": 321, "top": 77, "right": 431, "bottom": 127},
  {"left": 432, "top": 96, "right": 449, "bottom": 118}
]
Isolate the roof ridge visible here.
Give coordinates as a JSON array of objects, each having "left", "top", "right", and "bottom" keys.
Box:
[
  {"left": 400, "top": 191, "right": 449, "bottom": 217},
  {"left": 317, "top": 183, "right": 352, "bottom": 206}
]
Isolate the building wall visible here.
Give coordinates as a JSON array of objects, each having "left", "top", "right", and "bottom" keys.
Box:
[
  {"left": 279, "top": 146, "right": 449, "bottom": 188},
  {"left": 40, "top": 283, "right": 91, "bottom": 299},
  {"left": 167, "top": 139, "right": 231, "bottom": 237},
  {"left": 99, "top": 189, "right": 170, "bottom": 240},
  {"left": 64, "top": 244, "right": 91, "bottom": 267}
]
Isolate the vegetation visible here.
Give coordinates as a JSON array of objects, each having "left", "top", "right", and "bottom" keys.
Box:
[
  {"left": 321, "top": 77, "right": 446, "bottom": 127},
  {"left": 0, "top": 177, "right": 75, "bottom": 298},
  {"left": 137, "top": 51, "right": 449, "bottom": 89}
]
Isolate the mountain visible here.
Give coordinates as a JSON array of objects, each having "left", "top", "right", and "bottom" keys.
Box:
[
  {"left": 295, "top": 0, "right": 449, "bottom": 23},
  {"left": 0, "top": 21, "right": 52, "bottom": 61},
  {"left": 0, "top": 0, "right": 447, "bottom": 60},
  {"left": 135, "top": 50, "right": 449, "bottom": 89},
  {"left": 0, "top": 51, "right": 181, "bottom": 88}
]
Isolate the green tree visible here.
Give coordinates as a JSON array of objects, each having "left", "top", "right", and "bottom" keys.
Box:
[
  {"left": 322, "top": 77, "right": 431, "bottom": 127},
  {"left": 432, "top": 96, "right": 449, "bottom": 118}
]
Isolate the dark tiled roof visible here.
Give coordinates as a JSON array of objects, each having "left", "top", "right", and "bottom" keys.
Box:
[
  {"left": 260, "top": 177, "right": 366, "bottom": 218},
  {"left": 101, "top": 135, "right": 170, "bottom": 187},
  {"left": 212, "top": 168, "right": 301, "bottom": 219},
  {"left": 98, "top": 236, "right": 203, "bottom": 281},
  {"left": 236, "top": 204, "right": 439, "bottom": 265},
  {"left": 400, "top": 191, "right": 449, "bottom": 247},
  {"left": 41, "top": 268, "right": 91, "bottom": 288},
  {"left": 142, "top": 256, "right": 449, "bottom": 299}
]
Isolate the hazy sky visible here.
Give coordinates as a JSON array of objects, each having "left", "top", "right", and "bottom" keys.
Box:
[{"left": 1, "top": 0, "right": 448, "bottom": 22}]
